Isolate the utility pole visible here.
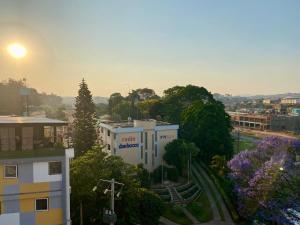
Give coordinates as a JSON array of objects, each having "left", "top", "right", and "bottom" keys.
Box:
[
  {"left": 110, "top": 178, "right": 115, "bottom": 224},
  {"left": 161, "top": 160, "right": 164, "bottom": 185},
  {"left": 237, "top": 128, "right": 240, "bottom": 153},
  {"left": 187, "top": 151, "right": 192, "bottom": 184},
  {"left": 93, "top": 178, "right": 124, "bottom": 225},
  {"left": 80, "top": 201, "right": 83, "bottom": 225}
]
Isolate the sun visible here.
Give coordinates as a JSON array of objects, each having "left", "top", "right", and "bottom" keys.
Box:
[{"left": 7, "top": 43, "right": 27, "bottom": 59}]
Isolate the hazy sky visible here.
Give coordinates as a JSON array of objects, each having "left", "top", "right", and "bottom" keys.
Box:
[{"left": 0, "top": 0, "right": 299, "bottom": 97}]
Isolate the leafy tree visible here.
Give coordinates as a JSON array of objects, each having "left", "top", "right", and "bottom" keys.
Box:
[
  {"left": 73, "top": 79, "right": 97, "bottom": 156},
  {"left": 136, "top": 164, "right": 151, "bottom": 188},
  {"left": 160, "top": 85, "right": 215, "bottom": 123},
  {"left": 211, "top": 155, "right": 228, "bottom": 176},
  {"left": 111, "top": 100, "right": 132, "bottom": 121},
  {"left": 95, "top": 103, "right": 108, "bottom": 116},
  {"left": 228, "top": 137, "right": 300, "bottom": 224},
  {"left": 181, "top": 101, "right": 233, "bottom": 162},
  {"left": 163, "top": 139, "right": 199, "bottom": 176},
  {"left": 136, "top": 188, "right": 164, "bottom": 225},
  {"left": 108, "top": 88, "right": 159, "bottom": 120},
  {"left": 108, "top": 93, "right": 124, "bottom": 115},
  {"left": 137, "top": 99, "right": 161, "bottom": 119},
  {"left": 71, "top": 146, "right": 163, "bottom": 225},
  {"left": 44, "top": 105, "right": 67, "bottom": 121}
]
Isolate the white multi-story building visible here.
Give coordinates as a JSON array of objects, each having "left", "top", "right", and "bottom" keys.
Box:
[
  {"left": 281, "top": 97, "right": 300, "bottom": 105},
  {"left": 99, "top": 120, "right": 179, "bottom": 172}
]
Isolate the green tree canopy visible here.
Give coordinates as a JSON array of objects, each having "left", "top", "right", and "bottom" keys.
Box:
[
  {"left": 95, "top": 103, "right": 109, "bottom": 117},
  {"left": 44, "top": 105, "right": 67, "bottom": 121},
  {"left": 71, "top": 146, "right": 163, "bottom": 225},
  {"left": 73, "top": 79, "right": 97, "bottom": 156},
  {"left": 160, "top": 85, "right": 215, "bottom": 123},
  {"left": 181, "top": 101, "right": 233, "bottom": 162},
  {"left": 163, "top": 139, "right": 199, "bottom": 176},
  {"left": 108, "top": 92, "right": 124, "bottom": 115}
]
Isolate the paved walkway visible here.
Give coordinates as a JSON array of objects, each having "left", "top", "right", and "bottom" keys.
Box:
[
  {"left": 192, "top": 166, "right": 221, "bottom": 221},
  {"left": 193, "top": 162, "right": 235, "bottom": 225},
  {"left": 160, "top": 216, "right": 180, "bottom": 225},
  {"left": 182, "top": 207, "right": 200, "bottom": 224},
  {"left": 161, "top": 162, "right": 235, "bottom": 225}
]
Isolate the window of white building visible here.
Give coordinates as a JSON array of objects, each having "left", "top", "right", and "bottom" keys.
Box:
[
  {"left": 48, "top": 161, "right": 62, "bottom": 175},
  {"left": 145, "top": 152, "right": 148, "bottom": 164},
  {"left": 141, "top": 146, "right": 143, "bottom": 159}
]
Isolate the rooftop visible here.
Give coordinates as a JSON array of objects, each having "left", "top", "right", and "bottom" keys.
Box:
[
  {"left": 0, "top": 116, "right": 68, "bottom": 126},
  {"left": 0, "top": 148, "right": 65, "bottom": 160},
  {"left": 100, "top": 119, "right": 174, "bottom": 128}
]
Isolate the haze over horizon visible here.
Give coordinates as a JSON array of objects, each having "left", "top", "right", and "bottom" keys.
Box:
[{"left": 1, "top": 0, "right": 299, "bottom": 97}]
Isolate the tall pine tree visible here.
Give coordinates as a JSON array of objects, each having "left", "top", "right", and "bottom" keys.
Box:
[{"left": 73, "top": 79, "right": 97, "bottom": 156}]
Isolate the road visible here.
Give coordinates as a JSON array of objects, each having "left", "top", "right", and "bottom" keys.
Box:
[{"left": 234, "top": 128, "right": 299, "bottom": 140}]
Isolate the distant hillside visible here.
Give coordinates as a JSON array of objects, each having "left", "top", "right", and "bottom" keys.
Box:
[
  {"left": 0, "top": 78, "right": 63, "bottom": 115},
  {"left": 214, "top": 93, "right": 300, "bottom": 107},
  {"left": 62, "top": 96, "right": 108, "bottom": 106},
  {"left": 214, "top": 93, "right": 300, "bottom": 101},
  {"left": 246, "top": 93, "right": 300, "bottom": 100}
]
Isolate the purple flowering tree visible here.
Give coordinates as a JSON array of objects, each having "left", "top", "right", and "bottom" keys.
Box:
[{"left": 228, "top": 136, "right": 300, "bottom": 224}]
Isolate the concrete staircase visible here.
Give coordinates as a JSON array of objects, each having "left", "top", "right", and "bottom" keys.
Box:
[{"left": 167, "top": 186, "right": 184, "bottom": 204}]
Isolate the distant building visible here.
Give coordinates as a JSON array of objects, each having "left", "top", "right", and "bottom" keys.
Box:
[
  {"left": 281, "top": 97, "right": 300, "bottom": 105},
  {"left": 99, "top": 119, "right": 179, "bottom": 171},
  {"left": 291, "top": 108, "right": 300, "bottom": 116},
  {"left": 229, "top": 112, "right": 272, "bottom": 130},
  {"left": 273, "top": 104, "right": 288, "bottom": 115},
  {"left": 0, "top": 116, "right": 74, "bottom": 225},
  {"left": 263, "top": 99, "right": 272, "bottom": 105},
  {"left": 229, "top": 112, "right": 300, "bottom": 132}
]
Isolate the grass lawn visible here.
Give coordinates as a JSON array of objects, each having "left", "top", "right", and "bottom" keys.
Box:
[
  {"left": 163, "top": 203, "right": 193, "bottom": 225},
  {"left": 234, "top": 140, "right": 256, "bottom": 153},
  {"left": 186, "top": 192, "right": 213, "bottom": 223}
]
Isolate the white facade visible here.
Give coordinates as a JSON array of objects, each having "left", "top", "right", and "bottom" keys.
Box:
[
  {"left": 0, "top": 213, "right": 20, "bottom": 225},
  {"left": 263, "top": 99, "right": 271, "bottom": 105},
  {"left": 33, "top": 162, "right": 63, "bottom": 183},
  {"left": 281, "top": 98, "right": 300, "bottom": 105},
  {"left": 99, "top": 120, "right": 179, "bottom": 172}
]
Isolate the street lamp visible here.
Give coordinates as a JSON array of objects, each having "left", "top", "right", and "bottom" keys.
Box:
[{"left": 92, "top": 178, "right": 125, "bottom": 225}]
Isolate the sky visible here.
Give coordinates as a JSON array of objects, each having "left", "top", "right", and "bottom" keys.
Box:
[{"left": 0, "top": 0, "right": 299, "bottom": 97}]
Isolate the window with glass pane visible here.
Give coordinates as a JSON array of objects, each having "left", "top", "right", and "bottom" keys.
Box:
[
  {"left": 145, "top": 152, "right": 148, "bottom": 164},
  {"left": 36, "top": 198, "right": 48, "bottom": 211},
  {"left": 141, "top": 146, "right": 143, "bottom": 159},
  {"left": 4, "top": 165, "right": 17, "bottom": 178},
  {"left": 49, "top": 162, "right": 62, "bottom": 175}
]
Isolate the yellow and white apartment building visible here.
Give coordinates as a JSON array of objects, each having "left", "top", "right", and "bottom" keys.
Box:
[{"left": 0, "top": 116, "right": 74, "bottom": 225}]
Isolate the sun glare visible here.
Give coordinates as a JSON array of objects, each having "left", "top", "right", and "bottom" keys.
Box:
[{"left": 7, "top": 43, "right": 27, "bottom": 59}]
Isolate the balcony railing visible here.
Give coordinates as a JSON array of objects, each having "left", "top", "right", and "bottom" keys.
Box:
[
  {"left": 0, "top": 136, "right": 70, "bottom": 152},
  {"left": 0, "top": 147, "right": 65, "bottom": 160}
]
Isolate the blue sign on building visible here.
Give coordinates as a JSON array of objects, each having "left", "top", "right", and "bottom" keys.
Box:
[{"left": 119, "top": 143, "right": 139, "bottom": 149}]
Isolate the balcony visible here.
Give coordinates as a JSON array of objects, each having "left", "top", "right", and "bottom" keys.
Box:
[{"left": 0, "top": 117, "right": 72, "bottom": 160}]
